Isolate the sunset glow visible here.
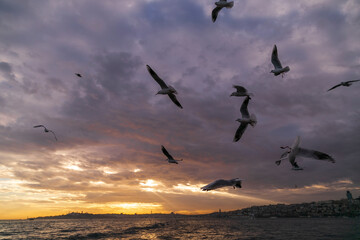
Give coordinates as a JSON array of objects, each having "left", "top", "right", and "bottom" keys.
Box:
[{"left": 1, "top": 0, "right": 360, "bottom": 220}]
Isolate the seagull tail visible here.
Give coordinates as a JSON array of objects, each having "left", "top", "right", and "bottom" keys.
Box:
[
  {"left": 250, "top": 114, "right": 257, "bottom": 127},
  {"left": 226, "top": 1, "right": 234, "bottom": 8}
]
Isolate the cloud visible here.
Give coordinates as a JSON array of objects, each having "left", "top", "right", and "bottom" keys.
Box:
[
  {"left": 0, "top": 0, "right": 360, "bottom": 219},
  {"left": 0, "top": 61, "right": 15, "bottom": 81}
]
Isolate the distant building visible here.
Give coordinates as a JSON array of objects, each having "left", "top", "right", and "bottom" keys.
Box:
[{"left": 347, "top": 191, "right": 353, "bottom": 201}]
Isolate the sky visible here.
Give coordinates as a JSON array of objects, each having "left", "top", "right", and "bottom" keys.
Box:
[{"left": 0, "top": 0, "right": 360, "bottom": 219}]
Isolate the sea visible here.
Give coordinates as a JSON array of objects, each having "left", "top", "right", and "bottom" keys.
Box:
[{"left": 0, "top": 217, "right": 359, "bottom": 240}]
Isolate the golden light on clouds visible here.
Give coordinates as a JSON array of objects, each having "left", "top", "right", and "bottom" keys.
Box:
[
  {"left": 1, "top": 0, "right": 360, "bottom": 221},
  {"left": 63, "top": 164, "right": 83, "bottom": 171}
]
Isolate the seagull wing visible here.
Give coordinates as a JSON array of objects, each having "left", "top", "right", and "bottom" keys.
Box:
[
  {"left": 201, "top": 179, "right": 229, "bottom": 191},
  {"left": 33, "top": 125, "right": 45, "bottom": 128},
  {"left": 327, "top": 83, "right": 342, "bottom": 91},
  {"left": 291, "top": 161, "right": 302, "bottom": 169},
  {"left": 347, "top": 79, "right": 360, "bottom": 83},
  {"left": 168, "top": 93, "right": 183, "bottom": 109},
  {"left": 161, "top": 145, "right": 174, "bottom": 160},
  {"left": 271, "top": 45, "right": 283, "bottom": 69},
  {"left": 240, "top": 96, "right": 250, "bottom": 118},
  {"left": 233, "top": 123, "right": 248, "bottom": 142},
  {"left": 146, "top": 65, "right": 168, "bottom": 89},
  {"left": 233, "top": 85, "right": 247, "bottom": 93},
  {"left": 297, "top": 147, "right": 335, "bottom": 163},
  {"left": 212, "top": 6, "right": 223, "bottom": 23},
  {"left": 49, "top": 130, "right": 58, "bottom": 141}
]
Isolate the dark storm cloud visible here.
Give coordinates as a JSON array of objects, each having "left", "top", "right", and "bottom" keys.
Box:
[{"left": 0, "top": 0, "right": 360, "bottom": 216}]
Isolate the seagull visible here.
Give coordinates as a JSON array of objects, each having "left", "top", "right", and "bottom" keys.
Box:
[
  {"left": 75, "top": 73, "right": 82, "bottom": 78},
  {"left": 327, "top": 80, "right": 360, "bottom": 91},
  {"left": 146, "top": 65, "right": 183, "bottom": 109},
  {"left": 276, "top": 136, "right": 335, "bottom": 170},
  {"left": 201, "top": 178, "right": 242, "bottom": 191},
  {"left": 270, "top": 45, "right": 290, "bottom": 78},
  {"left": 33, "top": 125, "right": 58, "bottom": 141},
  {"left": 234, "top": 96, "right": 257, "bottom": 142},
  {"left": 212, "top": 0, "right": 234, "bottom": 23},
  {"left": 230, "top": 85, "right": 253, "bottom": 98},
  {"left": 161, "top": 145, "right": 183, "bottom": 164}
]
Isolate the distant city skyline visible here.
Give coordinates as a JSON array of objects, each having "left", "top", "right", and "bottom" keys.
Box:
[{"left": 0, "top": 0, "right": 360, "bottom": 219}]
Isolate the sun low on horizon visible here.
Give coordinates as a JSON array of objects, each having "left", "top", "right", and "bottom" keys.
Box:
[{"left": 1, "top": 0, "right": 360, "bottom": 220}]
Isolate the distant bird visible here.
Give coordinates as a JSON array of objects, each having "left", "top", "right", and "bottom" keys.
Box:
[
  {"left": 161, "top": 145, "right": 183, "bottom": 164},
  {"left": 33, "top": 125, "right": 58, "bottom": 141},
  {"left": 270, "top": 45, "right": 290, "bottom": 77},
  {"left": 230, "top": 85, "right": 253, "bottom": 98},
  {"left": 75, "top": 73, "right": 82, "bottom": 78},
  {"left": 212, "top": 0, "right": 234, "bottom": 23},
  {"left": 201, "top": 178, "right": 242, "bottom": 191},
  {"left": 327, "top": 80, "right": 360, "bottom": 91},
  {"left": 276, "top": 136, "right": 335, "bottom": 170},
  {"left": 146, "top": 65, "right": 183, "bottom": 109},
  {"left": 234, "top": 96, "right": 257, "bottom": 142}
]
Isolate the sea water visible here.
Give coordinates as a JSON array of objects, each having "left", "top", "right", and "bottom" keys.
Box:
[{"left": 0, "top": 217, "right": 359, "bottom": 240}]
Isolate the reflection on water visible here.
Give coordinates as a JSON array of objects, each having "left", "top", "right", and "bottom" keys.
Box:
[{"left": 0, "top": 217, "right": 359, "bottom": 240}]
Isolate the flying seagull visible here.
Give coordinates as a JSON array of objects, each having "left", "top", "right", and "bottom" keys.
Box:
[
  {"left": 33, "top": 125, "right": 58, "bottom": 141},
  {"left": 161, "top": 145, "right": 183, "bottom": 164},
  {"left": 230, "top": 85, "right": 253, "bottom": 98},
  {"left": 146, "top": 65, "right": 183, "bottom": 109},
  {"left": 276, "top": 136, "right": 335, "bottom": 170},
  {"left": 270, "top": 45, "right": 290, "bottom": 77},
  {"left": 327, "top": 80, "right": 360, "bottom": 91},
  {"left": 234, "top": 96, "right": 257, "bottom": 142},
  {"left": 212, "top": 0, "right": 234, "bottom": 23},
  {"left": 201, "top": 178, "right": 242, "bottom": 191},
  {"left": 75, "top": 73, "right": 82, "bottom": 78}
]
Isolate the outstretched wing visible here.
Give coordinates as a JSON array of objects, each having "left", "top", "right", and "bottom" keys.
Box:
[
  {"left": 240, "top": 96, "right": 250, "bottom": 118},
  {"left": 271, "top": 45, "right": 283, "bottom": 69},
  {"left": 161, "top": 145, "right": 174, "bottom": 159},
  {"left": 233, "top": 123, "right": 248, "bottom": 142},
  {"left": 347, "top": 79, "right": 360, "bottom": 83},
  {"left": 212, "top": 6, "right": 223, "bottom": 22},
  {"left": 33, "top": 125, "right": 45, "bottom": 128},
  {"left": 168, "top": 93, "right": 183, "bottom": 109},
  {"left": 297, "top": 147, "right": 335, "bottom": 163},
  {"left": 146, "top": 65, "right": 168, "bottom": 89},
  {"left": 233, "top": 85, "right": 247, "bottom": 93},
  {"left": 201, "top": 179, "right": 228, "bottom": 191},
  {"left": 327, "top": 83, "right": 342, "bottom": 91},
  {"left": 49, "top": 130, "right": 58, "bottom": 141}
]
